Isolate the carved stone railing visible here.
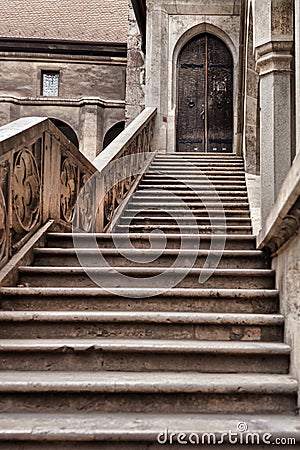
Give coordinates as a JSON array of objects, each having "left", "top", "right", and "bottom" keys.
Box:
[
  {"left": 0, "top": 108, "right": 157, "bottom": 269},
  {"left": 0, "top": 117, "right": 96, "bottom": 269},
  {"left": 93, "top": 107, "right": 157, "bottom": 230}
]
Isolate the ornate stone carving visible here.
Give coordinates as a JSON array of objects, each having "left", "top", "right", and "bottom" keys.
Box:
[
  {"left": 104, "top": 169, "right": 115, "bottom": 224},
  {"left": 60, "top": 157, "right": 78, "bottom": 223},
  {"left": 0, "top": 186, "right": 8, "bottom": 263},
  {"left": 12, "top": 148, "right": 41, "bottom": 233},
  {"left": 78, "top": 173, "right": 94, "bottom": 232}
]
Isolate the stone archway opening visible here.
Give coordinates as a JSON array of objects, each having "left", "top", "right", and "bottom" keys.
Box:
[
  {"left": 50, "top": 118, "right": 79, "bottom": 148},
  {"left": 103, "top": 121, "right": 125, "bottom": 149}
]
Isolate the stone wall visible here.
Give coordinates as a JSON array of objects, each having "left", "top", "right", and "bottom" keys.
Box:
[
  {"left": 244, "top": 4, "right": 260, "bottom": 174},
  {"left": 125, "top": 1, "right": 145, "bottom": 124},
  {"left": 0, "top": 53, "right": 127, "bottom": 159},
  {"left": 145, "top": 0, "right": 242, "bottom": 153},
  {"left": 258, "top": 148, "right": 300, "bottom": 406},
  {"left": 273, "top": 236, "right": 300, "bottom": 406}
]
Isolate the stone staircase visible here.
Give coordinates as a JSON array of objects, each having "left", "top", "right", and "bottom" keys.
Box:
[{"left": 0, "top": 152, "right": 298, "bottom": 448}]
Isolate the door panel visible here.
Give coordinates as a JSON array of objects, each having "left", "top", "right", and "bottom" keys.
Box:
[
  {"left": 176, "top": 34, "right": 233, "bottom": 153},
  {"left": 177, "top": 35, "right": 206, "bottom": 152}
]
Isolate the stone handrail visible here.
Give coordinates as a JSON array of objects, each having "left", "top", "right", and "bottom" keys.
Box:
[
  {"left": 257, "top": 149, "right": 300, "bottom": 253},
  {"left": 93, "top": 107, "right": 156, "bottom": 230},
  {"left": 0, "top": 117, "right": 96, "bottom": 269},
  {"left": 0, "top": 108, "right": 157, "bottom": 268}
]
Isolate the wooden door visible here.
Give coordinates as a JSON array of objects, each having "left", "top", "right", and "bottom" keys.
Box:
[{"left": 176, "top": 34, "right": 233, "bottom": 153}]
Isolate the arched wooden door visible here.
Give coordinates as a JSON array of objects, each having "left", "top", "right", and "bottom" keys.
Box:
[{"left": 176, "top": 33, "right": 233, "bottom": 153}]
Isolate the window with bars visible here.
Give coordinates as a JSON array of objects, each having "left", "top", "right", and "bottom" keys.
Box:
[{"left": 41, "top": 71, "right": 60, "bottom": 96}]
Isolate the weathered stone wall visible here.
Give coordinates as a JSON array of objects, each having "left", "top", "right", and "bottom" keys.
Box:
[
  {"left": 125, "top": 1, "right": 145, "bottom": 124},
  {"left": 273, "top": 237, "right": 300, "bottom": 405},
  {"left": 145, "top": 0, "right": 242, "bottom": 153},
  {"left": 244, "top": 4, "right": 260, "bottom": 174},
  {"left": 0, "top": 54, "right": 127, "bottom": 159},
  {"left": 0, "top": 59, "right": 126, "bottom": 99}
]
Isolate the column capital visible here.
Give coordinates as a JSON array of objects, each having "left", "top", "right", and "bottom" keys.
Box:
[{"left": 255, "top": 40, "right": 294, "bottom": 76}]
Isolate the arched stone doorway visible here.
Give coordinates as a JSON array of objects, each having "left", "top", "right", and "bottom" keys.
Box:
[{"left": 176, "top": 33, "right": 233, "bottom": 153}]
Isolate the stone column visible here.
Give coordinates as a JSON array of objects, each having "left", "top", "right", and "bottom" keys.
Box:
[
  {"left": 79, "top": 103, "right": 100, "bottom": 161},
  {"left": 255, "top": 41, "right": 294, "bottom": 223},
  {"left": 125, "top": 2, "right": 145, "bottom": 125},
  {"left": 296, "top": 0, "right": 300, "bottom": 154},
  {"left": 145, "top": 0, "right": 169, "bottom": 151}
]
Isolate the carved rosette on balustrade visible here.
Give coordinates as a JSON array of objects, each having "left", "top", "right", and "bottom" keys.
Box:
[
  {"left": 60, "top": 150, "right": 95, "bottom": 232},
  {"left": 60, "top": 156, "right": 78, "bottom": 224},
  {"left": 12, "top": 142, "right": 43, "bottom": 250}
]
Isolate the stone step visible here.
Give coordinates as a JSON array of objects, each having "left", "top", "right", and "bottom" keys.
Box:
[
  {"left": 128, "top": 201, "right": 250, "bottom": 209},
  {"left": 151, "top": 159, "right": 244, "bottom": 164},
  {"left": 0, "top": 340, "right": 290, "bottom": 373},
  {"left": 116, "top": 224, "right": 253, "bottom": 235},
  {"left": 139, "top": 184, "right": 248, "bottom": 191},
  {"left": 0, "top": 372, "right": 296, "bottom": 414},
  {"left": 0, "top": 311, "right": 283, "bottom": 341},
  {"left": 132, "top": 194, "right": 249, "bottom": 202},
  {"left": 0, "top": 288, "right": 279, "bottom": 313},
  {"left": 146, "top": 170, "right": 246, "bottom": 176},
  {"left": 120, "top": 216, "right": 252, "bottom": 227},
  {"left": 18, "top": 267, "right": 275, "bottom": 289},
  {"left": 149, "top": 164, "right": 245, "bottom": 170},
  {"left": 156, "top": 152, "right": 242, "bottom": 157},
  {"left": 46, "top": 233, "right": 257, "bottom": 250},
  {"left": 140, "top": 179, "right": 247, "bottom": 186},
  {"left": 144, "top": 173, "right": 246, "bottom": 180},
  {"left": 0, "top": 413, "right": 298, "bottom": 449},
  {"left": 33, "top": 248, "right": 269, "bottom": 269},
  {"left": 123, "top": 208, "right": 251, "bottom": 218}
]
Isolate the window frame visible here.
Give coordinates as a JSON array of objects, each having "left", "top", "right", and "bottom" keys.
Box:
[{"left": 41, "top": 70, "right": 60, "bottom": 97}]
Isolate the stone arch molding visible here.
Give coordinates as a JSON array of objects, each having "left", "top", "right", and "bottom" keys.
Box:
[{"left": 171, "top": 23, "right": 238, "bottom": 110}]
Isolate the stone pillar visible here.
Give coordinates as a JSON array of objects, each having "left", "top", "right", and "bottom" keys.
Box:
[
  {"left": 256, "top": 41, "right": 294, "bottom": 223},
  {"left": 125, "top": 2, "right": 145, "bottom": 125},
  {"left": 253, "top": 0, "right": 294, "bottom": 224},
  {"left": 145, "top": 0, "right": 169, "bottom": 151},
  {"left": 296, "top": 0, "right": 300, "bottom": 154},
  {"left": 79, "top": 104, "right": 100, "bottom": 161}
]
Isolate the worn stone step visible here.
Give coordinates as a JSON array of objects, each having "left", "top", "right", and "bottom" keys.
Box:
[
  {"left": 0, "top": 288, "right": 279, "bottom": 313},
  {"left": 151, "top": 160, "right": 244, "bottom": 164},
  {"left": 143, "top": 174, "right": 246, "bottom": 180},
  {"left": 128, "top": 201, "right": 250, "bottom": 209},
  {"left": 120, "top": 216, "right": 252, "bottom": 227},
  {"left": 18, "top": 267, "right": 275, "bottom": 289},
  {"left": 0, "top": 372, "right": 296, "bottom": 415},
  {"left": 0, "top": 311, "right": 283, "bottom": 341},
  {"left": 123, "top": 208, "right": 251, "bottom": 218},
  {"left": 139, "top": 178, "right": 247, "bottom": 185},
  {"left": 132, "top": 194, "right": 249, "bottom": 202},
  {"left": 46, "top": 233, "right": 257, "bottom": 250},
  {"left": 33, "top": 248, "right": 269, "bottom": 269},
  {"left": 139, "top": 184, "right": 248, "bottom": 191},
  {"left": 0, "top": 413, "right": 298, "bottom": 449},
  {"left": 146, "top": 171, "right": 246, "bottom": 178},
  {"left": 0, "top": 340, "right": 290, "bottom": 373},
  {"left": 149, "top": 165, "right": 245, "bottom": 171},
  {"left": 116, "top": 224, "right": 253, "bottom": 235}
]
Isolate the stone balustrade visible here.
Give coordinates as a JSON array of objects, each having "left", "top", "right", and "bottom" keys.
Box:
[
  {"left": 93, "top": 107, "right": 156, "bottom": 230},
  {"left": 0, "top": 108, "right": 157, "bottom": 269}
]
